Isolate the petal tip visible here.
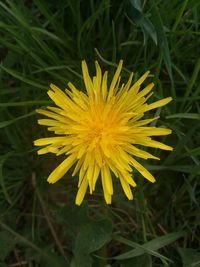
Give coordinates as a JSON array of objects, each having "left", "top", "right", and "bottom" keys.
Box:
[
  {"left": 49, "top": 83, "right": 56, "bottom": 90},
  {"left": 47, "top": 177, "right": 54, "bottom": 184},
  {"left": 75, "top": 199, "right": 82, "bottom": 206}
]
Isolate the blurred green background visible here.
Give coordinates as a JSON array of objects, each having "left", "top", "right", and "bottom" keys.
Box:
[{"left": 0, "top": 0, "right": 200, "bottom": 266}]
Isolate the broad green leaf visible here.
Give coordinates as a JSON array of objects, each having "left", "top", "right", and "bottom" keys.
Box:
[
  {"left": 73, "top": 218, "right": 113, "bottom": 267},
  {"left": 25, "top": 246, "right": 67, "bottom": 267},
  {"left": 56, "top": 203, "right": 90, "bottom": 234}
]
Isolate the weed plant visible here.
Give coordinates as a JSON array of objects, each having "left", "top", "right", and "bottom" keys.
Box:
[{"left": 0, "top": 1, "right": 200, "bottom": 266}]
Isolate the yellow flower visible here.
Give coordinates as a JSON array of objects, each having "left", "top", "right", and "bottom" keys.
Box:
[{"left": 34, "top": 60, "right": 172, "bottom": 205}]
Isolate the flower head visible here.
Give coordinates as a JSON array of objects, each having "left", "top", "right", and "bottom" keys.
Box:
[{"left": 34, "top": 60, "right": 172, "bottom": 205}]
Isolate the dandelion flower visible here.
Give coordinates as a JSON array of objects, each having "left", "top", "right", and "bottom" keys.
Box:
[{"left": 34, "top": 60, "right": 172, "bottom": 205}]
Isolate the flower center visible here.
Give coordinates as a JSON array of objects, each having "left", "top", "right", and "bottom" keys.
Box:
[{"left": 91, "top": 121, "right": 105, "bottom": 140}]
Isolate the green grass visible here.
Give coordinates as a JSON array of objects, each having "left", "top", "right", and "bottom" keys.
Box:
[{"left": 0, "top": 0, "right": 200, "bottom": 266}]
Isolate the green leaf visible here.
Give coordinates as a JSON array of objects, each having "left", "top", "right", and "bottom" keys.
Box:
[
  {"left": 114, "top": 231, "right": 185, "bottom": 261},
  {"left": 25, "top": 246, "right": 66, "bottom": 267},
  {"left": 0, "top": 231, "right": 17, "bottom": 260},
  {"left": 0, "top": 111, "right": 36, "bottom": 129},
  {"left": 0, "top": 101, "right": 51, "bottom": 107},
  {"left": 0, "top": 152, "right": 14, "bottom": 204},
  {"left": 73, "top": 218, "right": 113, "bottom": 267},
  {"left": 121, "top": 254, "right": 152, "bottom": 267},
  {"left": 0, "top": 64, "right": 47, "bottom": 89},
  {"left": 166, "top": 113, "right": 200, "bottom": 120},
  {"left": 0, "top": 220, "right": 63, "bottom": 267},
  {"left": 178, "top": 248, "right": 200, "bottom": 267},
  {"left": 129, "top": 0, "right": 157, "bottom": 45},
  {"left": 151, "top": 2, "right": 172, "bottom": 79},
  {"left": 56, "top": 203, "right": 90, "bottom": 234}
]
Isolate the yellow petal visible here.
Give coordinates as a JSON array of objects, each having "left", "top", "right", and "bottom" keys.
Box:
[
  {"left": 47, "top": 106, "right": 63, "bottom": 114},
  {"left": 133, "top": 116, "right": 160, "bottom": 126},
  {"left": 100, "top": 141, "right": 110, "bottom": 158},
  {"left": 47, "top": 154, "right": 76, "bottom": 183},
  {"left": 134, "top": 71, "right": 150, "bottom": 87},
  {"left": 77, "top": 143, "right": 88, "bottom": 159},
  {"left": 101, "top": 172, "right": 112, "bottom": 204},
  {"left": 37, "top": 147, "right": 51, "bottom": 155},
  {"left": 130, "top": 158, "right": 156, "bottom": 183},
  {"left": 144, "top": 97, "right": 172, "bottom": 112},
  {"left": 108, "top": 60, "right": 123, "bottom": 99},
  {"left": 34, "top": 137, "right": 65, "bottom": 146},
  {"left": 38, "top": 119, "right": 61, "bottom": 127},
  {"left": 72, "top": 157, "right": 84, "bottom": 177},
  {"left": 95, "top": 148, "right": 103, "bottom": 167},
  {"left": 95, "top": 60, "right": 102, "bottom": 93},
  {"left": 36, "top": 108, "right": 67, "bottom": 122},
  {"left": 124, "top": 144, "right": 160, "bottom": 160},
  {"left": 50, "top": 84, "right": 68, "bottom": 99},
  {"left": 139, "top": 127, "right": 172, "bottom": 136},
  {"left": 119, "top": 175, "right": 133, "bottom": 200},
  {"left": 56, "top": 145, "right": 71, "bottom": 156},
  {"left": 106, "top": 159, "right": 119, "bottom": 178},
  {"left": 102, "top": 165, "right": 113, "bottom": 195},
  {"left": 78, "top": 164, "right": 87, "bottom": 187},
  {"left": 82, "top": 60, "right": 94, "bottom": 97},
  {"left": 75, "top": 177, "right": 88, "bottom": 205},
  {"left": 67, "top": 82, "right": 79, "bottom": 95},
  {"left": 123, "top": 72, "right": 134, "bottom": 92},
  {"left": 92, "top": 164, "right": 100, "bottom": 190},
  {"left": 104, "top": 191, "right": 112, "bottom": 204},
  {"left": 135, "top": 82, "right": 154, "bottom": 99},
  {"left": 120, "top": 171, "right": 137, "bottom": 187},
  {"left": 129, "top": 71, "right": 150, "bottom": 95},
  {"left": 102, "top": 71, "right": 108, "bottom": 100},
  {"left": 86, "top": 156, "right": 95, "bottom": 193},
  {"left": 138, "top": 139, "right": 173, "bottom": 151},
  {"left": 47, "top": 91, "right": 66, "bottom": 109}
]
